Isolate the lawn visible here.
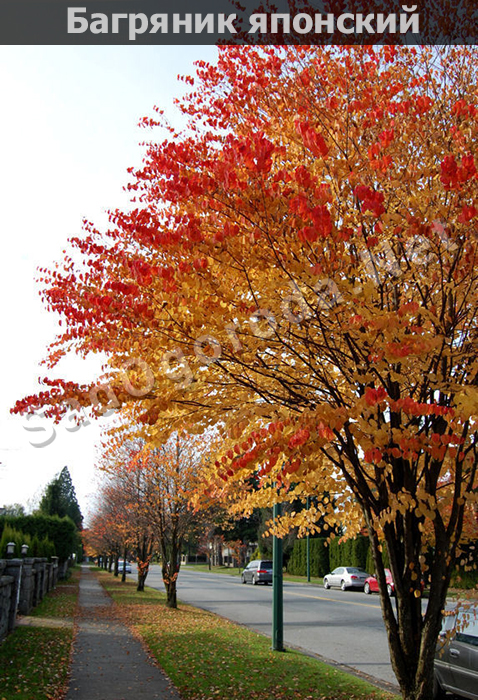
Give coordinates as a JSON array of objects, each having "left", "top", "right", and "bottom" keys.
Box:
[
  {"left": 0, "top": 626, "right": 72, "bottom": 700},
  {"left": 30, "top": 579, "right": 78, "bottom": 619},
  {"left": 0, "top": 566, "right": 79, "bottom": 700}
]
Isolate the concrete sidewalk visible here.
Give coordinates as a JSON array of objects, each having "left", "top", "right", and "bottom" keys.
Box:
[{"left": 66, "top": 566, "right": 182, "bottom": 700}]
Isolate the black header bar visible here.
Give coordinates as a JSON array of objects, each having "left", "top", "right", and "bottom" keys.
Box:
[{"left": 0, "top": 1, "right": 476, "bottom": 45}]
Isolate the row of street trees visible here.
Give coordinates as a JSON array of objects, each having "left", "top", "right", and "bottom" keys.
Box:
[
  {"left": 84, "top": 433, "right": 210, "bottom": 606},
  {"left": 12, "top": 46, "right": 477, "bottom": 700}
]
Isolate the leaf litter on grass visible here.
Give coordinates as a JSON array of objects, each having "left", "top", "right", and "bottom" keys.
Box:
[
  {"left": 98, "top": 572, "right": 398, "bottom": 700},
  {"left": 0, "top": 568, "right": 80, "bottom": 699}
]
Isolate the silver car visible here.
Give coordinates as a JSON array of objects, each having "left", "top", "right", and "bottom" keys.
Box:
[
  {"left": 241, "top": 559, "right": 273, "bottom": 585},
  {"left": 434, "top": 604, "right": 478, "bottom": 700},
  {"left": 323, "top": 566, "right": 370, "bottom": 591}
]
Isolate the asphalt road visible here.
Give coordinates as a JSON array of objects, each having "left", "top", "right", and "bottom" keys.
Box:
[{"left": 132, "top": 564, "right": 400, "bottom": 692}]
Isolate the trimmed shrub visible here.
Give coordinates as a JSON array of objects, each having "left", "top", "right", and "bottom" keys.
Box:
[
  {"left": 286, "top": 538, "right": 330, "bottom": 577},
  {"left": 329, "top": 535, "right": 370, "bottom": 571},
  {"left": 0, "top": 525, "right": 32, "bottom": 558},
  {"left": 30, "top": 535, "right": 56, "bottom": 558},
  {"left": 0, "top": 515, "right": 78, "bottom": 561}
]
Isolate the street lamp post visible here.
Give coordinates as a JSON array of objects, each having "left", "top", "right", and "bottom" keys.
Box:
[
  {"left": 6, "top": 542, "right": 15, "bottom": 559},
  {"left": 272, "top": 501, "right": 284, "bottom": 652},
  {"left": 306, "top": 496, "right": 311, "bottom": 583}
]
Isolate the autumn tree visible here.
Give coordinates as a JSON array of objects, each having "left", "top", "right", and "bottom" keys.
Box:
[
  {"left": 139, "top": 435, "right": 202, "bottom": 608},
  {"left": 96, "top": 439, "right": 156, "bottom": 588},
  {"left": 13, "top": 47, "right": 477, "bottom": 700},
  {"left": 83, "top": 511, "right": 119, "bottom": 569},
  {"left": 84, "top": 479, "right": 134, "bottom": 573},
  {"left": 100, "top": 432, "right": 204, "bottom": 606}
]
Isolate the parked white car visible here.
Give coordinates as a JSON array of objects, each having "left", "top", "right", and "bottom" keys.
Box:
[
  {"left": 323, "top": 566, "right": 370, "bottom": 591},
  {"left": 118, "top": 560, "right": 132, "bottom": 574}
]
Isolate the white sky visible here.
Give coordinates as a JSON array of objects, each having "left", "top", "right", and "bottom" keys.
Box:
[{"left": 0, "top": 45, "right": 218, "bottom": 522}]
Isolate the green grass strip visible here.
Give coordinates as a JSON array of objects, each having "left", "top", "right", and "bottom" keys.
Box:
[
  {"left": 98, "top": 569, "right": 398, "bottom": 700},
  {"left": 30, "top": 569, "right": 79, "bottom": 619},
  {"left": 182, "top": 563, "right": 325, "bottom": 585},
  {"left": 0, "top": 567, "right": 79, "bottom": 700},
  {"left": 0, "top": 626, "right": 72, "bottom": 700}
]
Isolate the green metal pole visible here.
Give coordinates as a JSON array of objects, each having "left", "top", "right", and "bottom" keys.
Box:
[
  {"left": 272, "top": 501, "right": 284, "bottom": 651},
  {"left": 306, "top": 496, "right": 311, "bottom": 583}
]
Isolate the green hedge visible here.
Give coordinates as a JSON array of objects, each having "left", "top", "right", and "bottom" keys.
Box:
[
  {"left": 328, "top": 535, "right": 370, "bottom": 571},
  {"left": 287, "top": 535, "right": 373, "bottom": 577},
  {"left": 365, "top": 543, "right": 391, "bottom": 575},
  {"left": 0, "top": 515, "right": 78, "bottom": 561},
  {"left": 286, "top": 538, "right": 330, "bottom": 577},
  {"left": 288, "top": 532, "right": 478, "bottom": 585},
  {"left": 0, "top": 525, "right": 55, "bottom": 559},
  {"left": 0, "top": 525, "right": 31, "bottom": 558}
]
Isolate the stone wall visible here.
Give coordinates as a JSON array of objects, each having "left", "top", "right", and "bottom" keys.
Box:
[
  {"left": 0, "top": 557, "right": 59, "bottom": 642},
  {"left": 0, "top": 567, "right": 14, "bottom": 641}
]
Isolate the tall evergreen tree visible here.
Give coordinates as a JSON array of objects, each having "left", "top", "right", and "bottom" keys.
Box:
[{"left": 39, "top": 466, "right": 83, "bottom": 530}]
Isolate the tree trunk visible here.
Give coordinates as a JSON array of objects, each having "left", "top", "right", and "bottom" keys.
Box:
[
  {"left": 162, "top": 548, "right": 180, "bottom": 609},
  {"left": 137, "top": 571, "right": 148, "bottom": 591},
  {"left": 165, "top": 578, "right": 177, "bottom": 608},
  {"left": 364, "top": 514, "right": 453, "bottom": 700},
  {"left": 136, "top": 534, "right": 153, "bottom": 591},
  {"left": 136, "top": 559, "right": 150, "bottom": 591},
  {"left": 121, "top": 545, "right": 127, "bottom": 582}
]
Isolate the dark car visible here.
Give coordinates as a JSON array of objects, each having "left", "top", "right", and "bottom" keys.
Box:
[
  {"left": 434, "top": 604, "right": 478, "bottom": 700},
  {"left": 241, "top": 559, "right": 273, "bottom": 585},
  {"left": 364, "top": 568, "right": 395, "bottom": 597}
]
